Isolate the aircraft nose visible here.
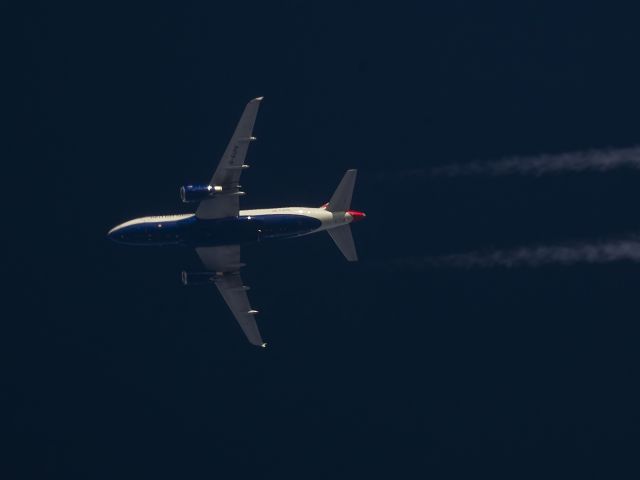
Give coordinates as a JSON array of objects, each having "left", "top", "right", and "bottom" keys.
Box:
[
  {"left": 107, "top": 226, "right": 123, "bottom": 242},
  {"left": 346, "top": 210, "right": 366, "bottom": 223}
]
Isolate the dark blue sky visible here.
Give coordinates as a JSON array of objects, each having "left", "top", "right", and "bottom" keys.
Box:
[{"left": 7, "top": 1, "right": 640, "bottom": 478}]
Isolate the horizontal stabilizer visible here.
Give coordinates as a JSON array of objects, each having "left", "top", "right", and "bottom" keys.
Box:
[
  {"left": 327, "top": 169, "right": 357, "bottom": 212},
  {"left": 327, "top": 225, "right": 358, "bottom": 262}
]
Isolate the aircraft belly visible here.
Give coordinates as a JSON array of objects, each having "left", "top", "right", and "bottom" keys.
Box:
[
  {"left": 181, "top": 214, "right": 319, "bottom": 246},
  {"left": 250, "top": 214, "right": 322, "bottom": 241},
  {"left": 187, "top": 217, "right": 260, "bottom": 246},
  {"left": 110, "top": 213, "right": 323, "bottom": 247}
]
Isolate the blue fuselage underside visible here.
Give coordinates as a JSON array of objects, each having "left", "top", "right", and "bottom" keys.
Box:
[{"left": 109, "top": 214, "right": 322, "bottom": 247}]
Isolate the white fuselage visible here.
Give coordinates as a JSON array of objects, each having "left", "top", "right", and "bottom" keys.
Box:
[{"left": 107, "top": 207, "right": 360, "bottom": 247}]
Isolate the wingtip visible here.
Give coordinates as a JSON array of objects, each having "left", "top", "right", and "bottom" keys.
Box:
[
  {"left": 253, "top": 96, "right": 264, "bottom": 102},
  {"left": 260, "top": 342, "right": 267, "bottom": 348}
]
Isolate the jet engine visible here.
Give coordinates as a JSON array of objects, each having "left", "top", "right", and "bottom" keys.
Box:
[
  {"left": 179, "top": 184, "right": 222, "bottom": 203},
  {"left": 180, "top": 271, "right": 218, "bottom": 286}
]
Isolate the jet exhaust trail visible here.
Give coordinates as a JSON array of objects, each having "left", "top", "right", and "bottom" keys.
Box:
[
  {"left": 431, "top": 146, "right": 640, "bottom": 177},
  {"left": 385, "top": 236, "right": 640, "bottom": 270}
]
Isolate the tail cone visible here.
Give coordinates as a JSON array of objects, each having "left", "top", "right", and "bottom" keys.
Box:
[{"left": 346, "top": 210, "right": 366, "bottom": 223}]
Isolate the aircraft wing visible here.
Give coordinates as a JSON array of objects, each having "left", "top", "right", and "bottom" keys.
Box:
[
  {"left": 195, "top": 97, "right": 263, "bottom": 220},
  {"left": 195, "top": 245, "right": 266, "bottom": 347}
]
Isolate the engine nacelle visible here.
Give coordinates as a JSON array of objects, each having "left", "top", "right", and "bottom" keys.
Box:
[
  {"left": 180, "top": 271, "right": 217, "bottom": 286},
  {"left": 179, "top": 184, "right": 222, "bottom": 203}
]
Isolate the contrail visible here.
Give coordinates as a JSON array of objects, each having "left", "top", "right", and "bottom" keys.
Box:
[
  {"left": 429, "top": 146, "right": 640, "bottom": 177},
  {"left": 384, "top": 236, "right": 640, "bottom": 270}
]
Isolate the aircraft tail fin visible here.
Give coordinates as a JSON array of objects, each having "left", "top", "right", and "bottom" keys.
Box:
[
  {"left": 327, "top": 225, "right": 358, "bottom": 262},
  {"left": 326, "top": 169, "right": 357, "bottom": 212},
  {"left": 325, "top": 169, "right": 361, "bottom": 261}
]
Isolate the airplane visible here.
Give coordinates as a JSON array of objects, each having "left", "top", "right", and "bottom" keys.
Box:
[{"left": 107, "top": 97, "right": 365, "bottom": 347}]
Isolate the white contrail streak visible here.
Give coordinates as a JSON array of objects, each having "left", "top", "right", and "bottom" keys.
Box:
[
  {"left": 431, "top": 146, "right": 640, "bottom": 177},
  {"left": 386, "top": 236, "right": 640, "bottom": 269}
]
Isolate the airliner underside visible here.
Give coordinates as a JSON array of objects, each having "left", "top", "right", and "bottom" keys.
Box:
[{"left": 108, "top": 97, "right": 365, "bottom": 347}]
